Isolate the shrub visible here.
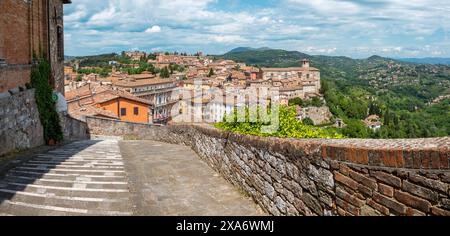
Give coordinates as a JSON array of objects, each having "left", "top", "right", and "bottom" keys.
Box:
[
  {"left": 30, "top": 57, "right": 63, "bottom": 144},
  {"left": 215, "top": 106, "right": 344, "bottom": 139}
]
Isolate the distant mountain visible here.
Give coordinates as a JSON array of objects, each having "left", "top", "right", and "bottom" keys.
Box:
[
  {"left": 227, "top": 47, "right": 255, "bottom": 53},
  {"left": 221, "top": 48, "right": 311, "bottom": 67},
  {"left": 64, "top": 55, "right": 76, "bottom": 61},
  {"left": 397, "top": 57, "right": 450, "bottom": 65},
  {"left": 226, "top": 47, "right": 278, "bottom": 54}
]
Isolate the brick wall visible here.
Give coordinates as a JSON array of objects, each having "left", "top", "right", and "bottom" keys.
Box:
[
  {"left": 86, "top": 117, "right": 450, "bottom": 216},
  {"left": 0, "top": 0, "right": 66, "bottom": 94}
]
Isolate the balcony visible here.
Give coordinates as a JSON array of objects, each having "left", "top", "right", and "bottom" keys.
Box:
[{"left": 132, "top": 87, "right": 177, "bottom": 96}]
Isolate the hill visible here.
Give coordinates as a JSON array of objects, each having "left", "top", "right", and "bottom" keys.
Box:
[
  {"left": 218, "top": 48, "right": 450, "bottom": 138},
  {"left": 397, "top": 57, "right": 450, "bottom": 65}
]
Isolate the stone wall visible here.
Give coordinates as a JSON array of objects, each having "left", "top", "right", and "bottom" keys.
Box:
[
  {"left": 0, "top": 89, "right": 89, "bottom": 156},
  {"left": 0, "top": 89, "right": 44, "bottom": 156},
  {"left": 59, "top": 113, "right": 90, "bottom": 142},
  {"left": 297, "top": 106, "right": 333, "bottom": 125},
  {"left": 48, "top": 0, "right": 67, "bottom": 94},
  {"left": 86, "top": 117, "right": 450, "bottom": 216}
]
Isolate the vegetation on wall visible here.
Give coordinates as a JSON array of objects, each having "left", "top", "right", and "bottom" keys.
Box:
[
  {"left": 215, "top": 106, "right": 344, "bottom": 139},
  {"left": 30, "top": 57, "right": 63, "bottom": 143}
]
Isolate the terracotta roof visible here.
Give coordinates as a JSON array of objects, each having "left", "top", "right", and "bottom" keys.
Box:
[
  {"left": 114, "top": 78, "right": 176, "bottom": 88},
  {"left": 94, "top": 89, "right": 152, "bottom": 105},
  {"left": 364, "top": 115, "right": 381, "bottom": 125},
  {"left": 66, "top": 85, "right": 152, "bottom": 106},
  {"left": 261, "top": 67, "right": 319, "bottom": 72},
  {"left": 69, "top": 106, "right": 119, "bottom": 121},
  {"left": 129, "top": 73, "right": 156, "bottom": 80}
]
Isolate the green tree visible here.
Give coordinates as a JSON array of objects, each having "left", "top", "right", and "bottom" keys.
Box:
[
  {"left": 160, "top": 67, "right": 170, "bottom": 78},
  {"left": 302, "top": 117, "right": 314, "bottom": 126},
  {"left": 208, "top": 68, "right": 215, "bottom": 77},
  {"left": 289, "top": 97, "right": 303, "bottom": 106}
]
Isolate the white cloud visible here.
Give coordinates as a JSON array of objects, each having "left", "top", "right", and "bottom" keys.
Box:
[
  {"left": 212, "top": 35, "right": 247, "bottom": 44},
  {"left": 145, "top": 25, "right": 161, "bottom": 33},
  {"left": 64, "top": 0, "right": 450, "bottom": 57}
]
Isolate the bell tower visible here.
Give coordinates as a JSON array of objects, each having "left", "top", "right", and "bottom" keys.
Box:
[{"left": 301, "top": 59, "right": 310, "bottom": 68}]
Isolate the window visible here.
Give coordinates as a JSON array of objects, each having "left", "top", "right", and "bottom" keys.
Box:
[
  {"left": 306, "top": 74, "right": 310, "bottom": 79},
  {"left": 121, "top": 108, "right": 127, "bottom": 116},
  {"left": 134, "top": 107, "right": 139, "bottom": 115}
]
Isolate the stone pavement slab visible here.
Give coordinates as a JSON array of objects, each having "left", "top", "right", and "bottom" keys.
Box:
[
  {"left": 0, "top": 139, "right": 265, "bottom": 216},
  {"left": 120, "top": 140, "right": 265, "bottom": 216}
]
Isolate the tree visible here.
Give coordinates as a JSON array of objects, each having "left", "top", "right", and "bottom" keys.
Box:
[
  {"left": 302, "top": 117, "right": 314, "bottom": 126},
  {"left": 310, "top": 97, "right": 324, "bottom": 107},
  {"left": 208, "top": 68, "right": 215, "bottom": 77},
  {"left": 76, "top": 75, "right": 82, "bottom": 82},
  {"left": 289, "top": 97, "right": 303, "bottom": 106},
  {"left": 369, "top": 102, "right": 381, "bottom": 116},
  {"left": 160, "top": 66, "right": 170, "bottom": 78}
]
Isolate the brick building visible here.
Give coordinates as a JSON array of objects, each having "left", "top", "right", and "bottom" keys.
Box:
[{"left": 0, "top": 0, "right": 71, "bottom": 94}]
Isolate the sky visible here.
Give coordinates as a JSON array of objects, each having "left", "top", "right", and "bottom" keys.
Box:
[{"left": 64, "top": 0, "right": 450, "bottom": 58}]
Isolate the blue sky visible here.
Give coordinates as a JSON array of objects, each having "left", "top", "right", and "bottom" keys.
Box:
[{"left": 64, "top": 0, "right": 450, "bottom": 58}]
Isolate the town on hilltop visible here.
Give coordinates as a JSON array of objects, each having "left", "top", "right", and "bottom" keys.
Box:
[
  {"left": 64, "top": 51, "right": 323, "bottom": 125},
  {"left": 1, "top": 0, "right": 449, "bottom": 219}
]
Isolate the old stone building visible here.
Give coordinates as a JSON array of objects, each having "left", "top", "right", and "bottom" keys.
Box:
[
  {"left": 0, "top": 0, "right": 71, "bottom": 94},
  {"left": 258, "top": 59, "right": 321, "bottom": 96},
  {"left": 0, "top": 0, "right": 75, "bottom": 156}
]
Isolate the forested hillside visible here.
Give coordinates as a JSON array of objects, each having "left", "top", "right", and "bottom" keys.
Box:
[{"left": 219, "top": 48, "right": 450, "bottom": 138}]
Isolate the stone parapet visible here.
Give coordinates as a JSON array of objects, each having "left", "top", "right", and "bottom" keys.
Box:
[{"left": 86, "top": 116, "right": 450, "bottom": 216}]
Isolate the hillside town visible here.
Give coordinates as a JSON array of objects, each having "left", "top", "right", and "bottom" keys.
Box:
[
  {"left": 1, "top": 0, "right": 449, "bottom": 218},
  {"left": 64, "top": 51, "right": 322, "bottom": 124}
]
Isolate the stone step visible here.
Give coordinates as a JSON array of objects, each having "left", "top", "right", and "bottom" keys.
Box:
[
  {"left": 2, "top": 176, "right": 129, "bottom": 190},
  {"left": 0, "top": 199, "right": 133, "bottom": 216},
  {"left": 8, "top": 170, "right": 128, "bottom": 181},
  {"left": 34, "top": 156, "right": 123, "bottom": 161},
  {"left": 12, "top": 166, "right": 127, "bottom": 177},
  {"left": 4, "top": 174, "right": 128, "bottom": 185},
  {"left": 20, "top": 163, "right": 125, "bottom": 170},
  {"left": 0, "top": 184, "right": 130, "bottom": 199},
  {"left": 27, "top": 160, "right": 124, "bottom": 166},
  {"left": 0, "top": 191, "right": 132, "bottom": 213}
]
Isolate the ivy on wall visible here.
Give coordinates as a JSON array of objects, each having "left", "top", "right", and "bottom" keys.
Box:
[{"left": 30, "top": 57, "right": 63, "bottom": 144}]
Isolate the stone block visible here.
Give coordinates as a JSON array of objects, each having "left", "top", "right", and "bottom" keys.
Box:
[
  {"left": 373, "top": 192, "right": 407, "bottom": 215},
  {"left": 402, "top": 181, "right": 439, "bottom": 203},
  {"left": 394, "top": 190, "right": 431, "bottom": 213},
  {"left": 370, "top": 170, "right": 402, "bottom": 188}
]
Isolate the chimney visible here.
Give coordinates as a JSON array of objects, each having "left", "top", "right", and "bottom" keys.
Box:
[{"left": 301, "top": 59, "right": 310, "bottom": 68}]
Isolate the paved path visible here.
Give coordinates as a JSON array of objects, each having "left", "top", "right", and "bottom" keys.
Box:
[
  {"left": 120, "top": 140, "right": 264, "bottom": 216},
  {"left": 0, "top": 139, "right": 264, "bottom": 216}
]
